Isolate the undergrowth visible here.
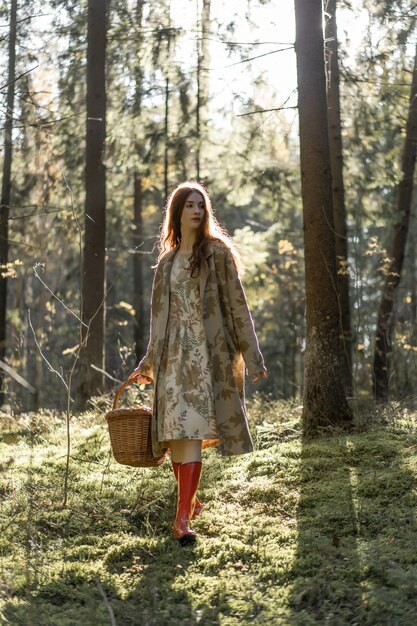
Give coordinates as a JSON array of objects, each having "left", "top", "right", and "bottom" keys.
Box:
[{"left": 1, "top": 394, "right": 417, "bottom": 625}]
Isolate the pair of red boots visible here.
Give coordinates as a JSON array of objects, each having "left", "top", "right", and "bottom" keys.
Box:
[{"left": 171, "top": 460, "right": 202, "bottom": 546}]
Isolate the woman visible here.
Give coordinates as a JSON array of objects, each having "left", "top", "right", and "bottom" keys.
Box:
[{"left": 129, "top": 181, "right": 267, "bottom": 546}]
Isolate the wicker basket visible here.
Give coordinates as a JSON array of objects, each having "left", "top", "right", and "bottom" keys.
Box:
[{"left": 106, "top": 379, "right": 166, "bottom": 468}]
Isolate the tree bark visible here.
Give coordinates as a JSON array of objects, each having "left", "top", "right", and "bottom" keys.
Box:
[
  {"left": 78, "top": 0, "right": 107, "bottom": 404},
  {"left": 164, "top": 19, "right": 171, "bottom": 200},
  {"left": 132, "top": 0, "right": 145, "bottom": 363},
  {"left": 294, "top": 0, "right": 351, "bottom": 431},
  {"left": 133, "top": 173, "right": 145, "bottom": 362},
  {"left": 408, "top": 216, "right": 417, "bottom": 345},
  {"left": 196, "top": 0, "right": 210, "bottom": 179},
  {"left": 372, "top": 44, "right": 417, "bottom": 400},
  {"left": 0, "top": 0, "right": 17, "bottom": 406},
  {"left": 325, "top": 0, "right": 352, "bottom": 394}
]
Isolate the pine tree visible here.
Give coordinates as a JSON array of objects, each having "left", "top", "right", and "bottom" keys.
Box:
[
  {"left": 0, "top": 0, "right": 17, "bottom": 406},
  {"left": 325, "top": 0, "right": 352, "bottom": 394},
  {"left": 77, "top": 0, "right": 108, "bottom": 404},
  {"left": 294, "top": 0, "right": 352, "bottom": 430},
  {"left": 373, "top": 44, "right": 417, "bottom": 400}
]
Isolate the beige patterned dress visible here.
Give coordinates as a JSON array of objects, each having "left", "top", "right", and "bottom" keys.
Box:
[{"left": 156, "top": 251, "right": 218, "bottom": 443}]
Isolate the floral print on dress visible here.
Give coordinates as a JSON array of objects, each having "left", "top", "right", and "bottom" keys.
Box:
[{"left": 157, "top": 252, "right": 218, "bottom": 442}]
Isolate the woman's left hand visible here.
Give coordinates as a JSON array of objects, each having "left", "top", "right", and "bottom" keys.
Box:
[{"left": 252, "top": 370, "right": 268, "bottom": 384}]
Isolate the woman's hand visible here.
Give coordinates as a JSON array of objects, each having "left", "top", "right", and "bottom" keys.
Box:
[
  {"left": 252, "top": 370, "right": 268, "bottom": 384},
  {"left": 128, "top": 370, "right": 153, "bottom": 385}
]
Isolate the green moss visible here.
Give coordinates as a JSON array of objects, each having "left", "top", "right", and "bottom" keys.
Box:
[{"left": 2, "top": 401, "right": 417, "bottom": 624}]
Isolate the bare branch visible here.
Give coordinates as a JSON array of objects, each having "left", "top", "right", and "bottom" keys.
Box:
[
  {"left": 0, "top": 359, "right": 36, "bottom": 393},
  {"left": 95, "top": 578, "right": 118, "bottom": 626},
  {"left": 33, "top": 263, "right": 88, "bottom": 328},
  {"left": 203, "top": 46, "right": 294, "bottom": 71},
  {"left": 0, "top": 12, "right": 53, "bottom": 26},
  {"left": 9, "top": 207, "right": 73, "bottom": 220},
  {"left": 0, "top": 64, "right": 39, "bottom": 91},
  {"left": 27, "top": 309, "right": 69, "bottom": 393},
  {"left": 237, "top": 105, "right": 297, "bottom": 117},
  {"left": 5, "top": 112, "right": 86, "bottom": 131},
  {"left": 225, "top": 46, "right": 294, "bottom": 68},
  {"left": 238, "top": 89, "right": 298, "bottom": 117},
  {"left": 90, "top": 364, "right": 123, "bottom": 384}
]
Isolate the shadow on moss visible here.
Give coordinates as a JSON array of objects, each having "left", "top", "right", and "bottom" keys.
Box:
[{"left": 288, "top": 427, "right": 417, "bottom": 625}]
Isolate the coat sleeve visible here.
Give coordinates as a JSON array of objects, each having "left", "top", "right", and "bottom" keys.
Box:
[
  {"left": 133, "top": 262, "right": 163, "bottom": 380},
  {"left": 223, "top": 248, "right": 267, "bottom": 377}
]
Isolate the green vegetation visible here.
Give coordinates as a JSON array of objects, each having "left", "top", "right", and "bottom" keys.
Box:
[{"left": 1, "top": 397, "right": 417, "bottom": 625}]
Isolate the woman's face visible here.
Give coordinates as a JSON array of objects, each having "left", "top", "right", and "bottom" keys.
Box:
[{"left": 180, "top": 191, "right": 205, "bottom": 233}]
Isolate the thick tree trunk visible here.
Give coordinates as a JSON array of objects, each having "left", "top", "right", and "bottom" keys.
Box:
[
  {"left": 325, "top": 0, "right": 352, "bottom": 394},
  {"left": 196, "top": 0, "right": 210, "bottom": 179},
  {"left": 78, "top": 0, "right": 107, "bottom": 404},
  {"left": 0, "top": 0, "right": 17, "bottom": 406},
  {"left": 373, "top": 45, "right": 417, "bottom": 400},
  {"left": 294, "top": 0, "right": 351, "bottom": 431}
]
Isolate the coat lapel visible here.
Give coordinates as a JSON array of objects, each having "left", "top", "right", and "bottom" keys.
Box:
[{"left": 154, "top": 250, "right": 176, "bottom": 363}]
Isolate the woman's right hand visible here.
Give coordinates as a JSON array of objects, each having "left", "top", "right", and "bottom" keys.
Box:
[{"left": 128, "top": 370, "right": 153, "bottom": 385}]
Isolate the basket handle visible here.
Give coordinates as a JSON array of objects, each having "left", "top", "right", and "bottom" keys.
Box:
[{"left": 112, "top": 378, "right": 137, "bottom": 410}]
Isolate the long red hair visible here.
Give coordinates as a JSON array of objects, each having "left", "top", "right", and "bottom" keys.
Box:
[{"left": 156, "top": 181, "right": 243, "bottom": 276}]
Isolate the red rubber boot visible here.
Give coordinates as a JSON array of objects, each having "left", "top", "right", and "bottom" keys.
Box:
[
  {"left": 173, "top": 461, "right": 202, "bottom": 545},
  {"left": 171, "top": 460, "right": 203, "bottom": 519}
]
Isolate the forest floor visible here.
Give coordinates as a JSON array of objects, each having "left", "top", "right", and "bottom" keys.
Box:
[{"left": 1, "top": 394, "right": 417, "bottom": 626}]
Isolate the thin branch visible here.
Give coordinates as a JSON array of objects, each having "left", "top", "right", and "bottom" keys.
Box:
[
  {"left": 0, "top": 235, "right": 42, "bottom": 249},
  {"left": 342, "top": 77, "right": 412, "bottom": 87},
  {"left": 27, "top": 309, "right": 69, "bottom": 393},
  {"left": 33, "top": 263, "right": 87, "bottom": 328},
  {"left": 9, "top": 207, "right": 73, "bottom": 220},
  {"left": 4, "top": 111, "right": 86, "bottom": 131},
  {"left": 202, "top": 46, "right": 294, "bottom": 72},
  {"left": 61, "top": 171, "right": 83, "bottom": 508},
  {"left": 237, "top": 105, "right": 297, "bottom": 117},
  {"left": 0, "top": 64, "right": 39, "bottom": 91},
  {"left": 16, "top": 12, "right": 53, "bottom": 24},
  {"left": 221, "top": 40, "right": 294, "bottom": 46},
  {"left": 0, "top": 12, "right": 53, "bottom": 26},
  {"left": 95, "top": 578, "right": 118, "bottom": 626},
  {"left": 238, "top": 89, "right": 298, "bottom": 118},
  {"left": 0, "top": 360, "right": 36, "bottom": 393},
  {"left": 90, "top": 364, "right": 123, "bottom": 384}
]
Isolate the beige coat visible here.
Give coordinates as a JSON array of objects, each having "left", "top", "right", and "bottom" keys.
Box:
[{"left": 136, "top": 240, "right": 266, "bottom": 457}]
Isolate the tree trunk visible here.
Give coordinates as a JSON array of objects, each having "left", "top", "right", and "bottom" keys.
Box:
[
  {"left": 132, "top": 0, "right": 145, "bottom": 363},
  {"left": 294, "top": 0, "right": 351, "bottom": 432},
  {"left": 78, "top": 0, "right": 107, "bottom": 404},
  {"left": 133, "top": 173, "right": 145, "bottom": 362},
  {"left": 195, "top": 0, "right": 210, "bottom": 179},
  {"left": 407, "top": 197, "right": 417, "bottom": 392},
  {"left": 325, "top": 0, "right": 352, "bottom": 394},
  {"left": 0, "top": 0, "right": 17, "bottom": 407},
  {"left": 164, "top": 21, "right": 171, "bottom": 200},
  {"left": 372, "top": 44, "right": 417, "bottom": 400},
  {"left": 408, "top": 213, "right": 417, "bottom": 345}
]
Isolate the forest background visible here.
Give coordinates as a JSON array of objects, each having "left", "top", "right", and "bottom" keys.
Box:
[
  {"left": 3, "top": 1, "right": 417, "bottom": 624},
  {"left": 1, "top": 0, "right": 417, "bottom": 412}
]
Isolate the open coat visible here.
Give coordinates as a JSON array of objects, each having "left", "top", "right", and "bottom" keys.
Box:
[{"left": 136, "top": 240, "right": 266, "bottom": 457}]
